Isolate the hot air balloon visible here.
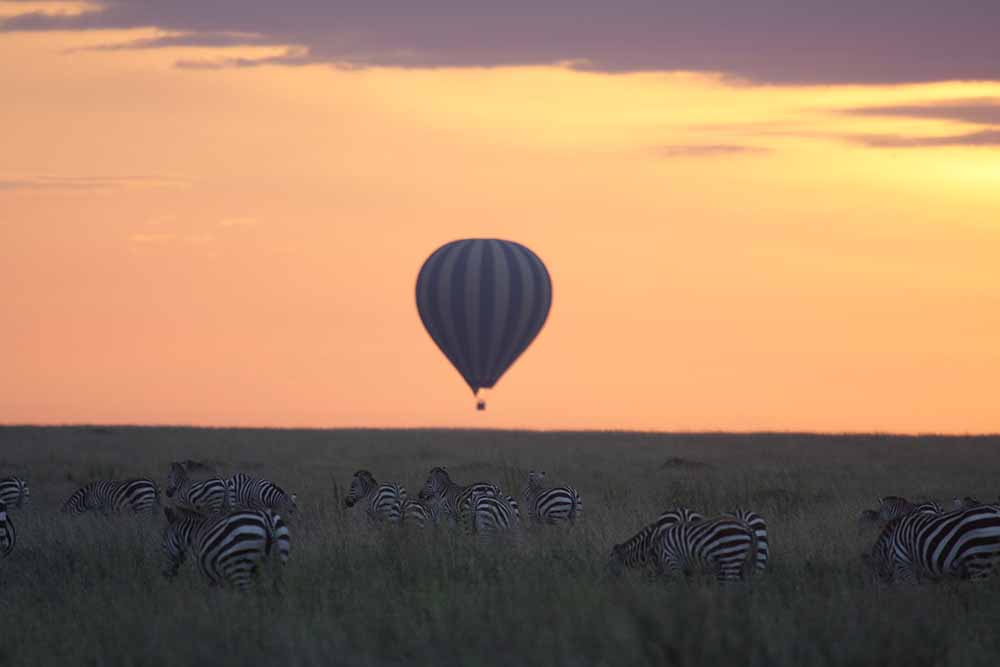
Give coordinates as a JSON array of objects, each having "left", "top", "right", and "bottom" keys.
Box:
[{"left": 416, "top": 239, "right": 552, "bottom": 409}]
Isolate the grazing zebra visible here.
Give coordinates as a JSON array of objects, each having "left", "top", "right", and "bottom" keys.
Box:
[
  {"left": 654, "top": 516, "right": 758, "bottom": 583},
  {"left": 608, "top": 507, "right": 705, "bottom": 574},
  {"left": 864, "top": 505, "right": 1000, "bottom": 583},
  {"left": 344, "top": 470, "right": 406, "bottom": 523},
  {"left": 877, "top": 496, "right": 941, "bottom": 522},
  {"left": 166, "top": 463, "right": 228, "bottom": 513},
  {"left": 952, "top": 496, "right": 984, "bottom": 510},
  {"left": 226, "top": 473, "right": 297, "bottom": 514},
  {"left": 61, "top": 479, "right": 160, "bottom": 515},
  {"left": 522, "top": 471, "right": 582, "bottom": 524},
  {"left": 466, "top": 490, "right": 520, "bottom": 537},
  {"left": 401, "top": 497, "right": 442, "bottom": 528},
  {"left": 0, "top": 501, "right": 14, "bottom": 558},
  {"left": 162, "top": 507, "right": 290, "bottom": 591},
  {"left": 0, "top": 476, "right": 29, "bottom": 508},
  {"left": 725, "top": 509, "right": 769, "bottom": 573},
  {"left": 418, "top": 467, "right": 497, "bottom": 525}
]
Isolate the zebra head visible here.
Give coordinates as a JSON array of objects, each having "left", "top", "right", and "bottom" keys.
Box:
[
  {"left": 419, "top": 467, "right": 452, "bottom": 500},
  {"left": 862, "top": 522, "right": 898, "bottom": 583},
  {"left": 952, "top": 496, "right": 982, "bottom": 510},
  {"left": 61, "top": 486, "right": 89, "bottom": 514},
  {"left": 527, "top": 470, "right": 547, "bottom": 489},
  {"left": 345, "top": 471, "right": 375, "bottom": 508},
  {"left": 161, "top": 506, "right": 205, "bottom": 578},
  {"left": 165, "top": 462, "right": 188, "bottom": 498},
  {"left": 607, "top": 543, "right": 628, "bottom": 576}
]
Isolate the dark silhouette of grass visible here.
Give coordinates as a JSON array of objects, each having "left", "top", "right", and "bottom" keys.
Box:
[{"left": 2, "top": 426, "right": 1000, "bottom": 666}]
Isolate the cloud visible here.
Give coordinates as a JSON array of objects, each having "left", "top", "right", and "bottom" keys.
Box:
[
  {"left": 0, "top": 175, "right": 188, "bottom": 191},
  {"left": 841, "top": 99, "right": 1000, "bottom": 125},
  {"left": 852, "top": 129, "right": 1000, "bottom": 148},
  {"left": 656, "top": 144, "right": 770, "bottom": 158},
  {"left": 3, "top": 1, "right": 1000, "bottom": 84}
]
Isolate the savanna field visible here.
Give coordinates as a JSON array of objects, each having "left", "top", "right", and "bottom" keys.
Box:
[{"left": 4, "top": 426, "right": 1000, "bottom": 667}]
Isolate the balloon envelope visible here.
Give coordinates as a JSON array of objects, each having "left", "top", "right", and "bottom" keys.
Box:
[{"left": 416, "top": 239, "right": 552, "bottom": 395}]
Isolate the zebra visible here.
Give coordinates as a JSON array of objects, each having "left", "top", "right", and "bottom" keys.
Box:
[
  {"left": 653, "top": 516, "right": 758, "bottom": 583},
  {"left": 161, "top": 506, "right": 290, "bottom": 591},
  {"left": 0, "top": 500, "right": 14, "bottom": 558},
  {"left": 522, "top": 471, "right": 582, "bottom": 524},
  {"left": 344, "top": 470, "right": 406, "bottom": 523},
  {"left": 466, "top": 489, "right": 520, "bottom": 537},
  {"left": 226, "top": 473, "right": 297, "bottom": 514},
  {"left": 0, "top": 476, "right": 29, "bottom": 508},
  {"left": 864, "top": 505, "right": 1000, "bottom": 583},
  {"left": 418, "top": 467, "right": 498, "bottom": 525},
  {"left": 725, "top": 509, "right": 769, "bottom": 573},
  {"left": 61, "top": 479, "right": 160, "bottom": 515},
  {"left": 166, "top": 462, "right": 228, "bottom": 513},
  {"left": 876, "top": 496, "right": 941, "bottom": 522},
  {"left": 608, "top": 507, "right": 705, "bottom": 575},
  {"left": 400, "top": 497, "right": 442, "bottom": 528},
  {"left": 952, "top": 496, "right": 984, "bottom": 510}
]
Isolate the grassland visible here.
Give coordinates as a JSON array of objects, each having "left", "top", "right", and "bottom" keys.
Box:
[{"left": 3, "top": 426, "right": 1000, "bottom": 666}]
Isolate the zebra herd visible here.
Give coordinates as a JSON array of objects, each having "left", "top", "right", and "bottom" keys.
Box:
[
  {"left": 5, "top": 468, "right": 1000, "bottom": 590},
  {"left": 341, "top": 467, "right": 581, "bottom": 535}
]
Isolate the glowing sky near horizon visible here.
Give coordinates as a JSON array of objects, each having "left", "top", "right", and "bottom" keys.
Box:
[{"left": 2, "top": 2, "right": 1000, "bottom": 432}]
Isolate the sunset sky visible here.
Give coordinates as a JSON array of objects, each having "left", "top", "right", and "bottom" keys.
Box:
[{"left": 3, "top": 1, "right": 999, "bottom": 432}]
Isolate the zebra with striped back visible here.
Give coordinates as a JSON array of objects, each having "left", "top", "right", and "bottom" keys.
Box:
[
  {"left": 166, "top": 463, "right": 228, "bottom": 514},
  {"left": 0, "top": 476, "right": 29, "bottom": 509},
  {"left": 162, "top": 506, "right": 290, "bottom": 591},
  {"left": 344, "top": 470, "right": 406, "bottom": 524},
  {"left": 418, "top": 467, "right": 497, "bottom": 526},
  {"left": 466, "top": 489, "right": 520, "bottom": 537},
  {"left": 61, "top": 479, "right": 160, "bottom": 515},
  {"left": 523, "top": 471, "right": 582, "bottom": 524},
  {"left": 864, "top": 504, "right": 1000, "bottom": 583},
  {"left": 0, "top": 500, "right": 14, "bottom": 558},
  {"left": 725, "top": 509, "right": 769, "bottom": 573},
  {"left": 654, "top": 515, "right": 758, "bottom": 583},
  {"left": 226, "top": 473, "right": 297, "bottom": 515},
  {"left": 608, "top": 507, "right": 705, "bottom": 575}
]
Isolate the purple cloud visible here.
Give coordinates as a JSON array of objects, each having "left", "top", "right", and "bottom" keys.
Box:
[
  {"left": 656, "top": 144, "right": 770, "bottom": 157},
  {"left": 843, "top": 99, "right": 1000, "bottom": 125},
  {"left": 854, "top": 130, "right": 1000, "bottom": 148},
  {"left": 3, "top": 1, "right": 1000, "bottom": 84}
]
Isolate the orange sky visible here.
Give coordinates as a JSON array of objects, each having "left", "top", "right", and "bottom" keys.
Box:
[{"left": 3, "top": 19, "right": 1000, "bottom": 432}]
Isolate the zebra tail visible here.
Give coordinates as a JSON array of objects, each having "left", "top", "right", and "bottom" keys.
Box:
[{"left": 570, "top": 491, "right": 582, "bottom": 522}]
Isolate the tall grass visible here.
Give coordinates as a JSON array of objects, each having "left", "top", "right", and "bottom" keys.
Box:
[{"left": 2, "top": 426, "right": 1000, "bottom": 666}]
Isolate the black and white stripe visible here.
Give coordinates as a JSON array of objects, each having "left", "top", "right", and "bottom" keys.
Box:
[
  {"left": 877, "top": 496, "right": 941, "bottom": 522},
  {"left": 415, "top": 239, "right": 553, "bottom": 395},
  {"left": 865, "top": 505, "right": 1000, "bottom": 583},
  {"left": 608, "top": 507, "right": 705, "bottom": 574},
  {"left": 654, "top": 516, "right": 758, "bottom": 583},
  {"left": 725, "top": 509, "right": 768, "bottom": 573},
  {"left": 401, "top": 497, "right": 442, "bottom": 528},
  {"left": 418, "top": 467, "right": 497, "bottom": 525},
  {"left": 61, "top": 479, "right": 160, "bottom": 515},
  {"left": 0, "top": 501, "right": 14, "bottom": 558},
  {"left": 344, "top": 470, "right": 406, "bottom": 524},
  {"left": 522, "top": 471, "right": 582, "bottom": 524},
  {"left": 162, "top": 507, "right": 290, "bottom": 591},
  {"left": 166, "top": 463, "right": 228, "bottom": 514},
  {"left": 0, "top": 476, "right": 29, "bottom": 508},
  {"left": 226, "top": 473, "right": 297, "bottom": 514},
  {"left": 466, "top": 490, "right": 520, "bottom": 537}
]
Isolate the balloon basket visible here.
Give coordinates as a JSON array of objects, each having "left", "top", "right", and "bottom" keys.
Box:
[{"left": 476, "top": 399, "right": 486, "bottom": 411}]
